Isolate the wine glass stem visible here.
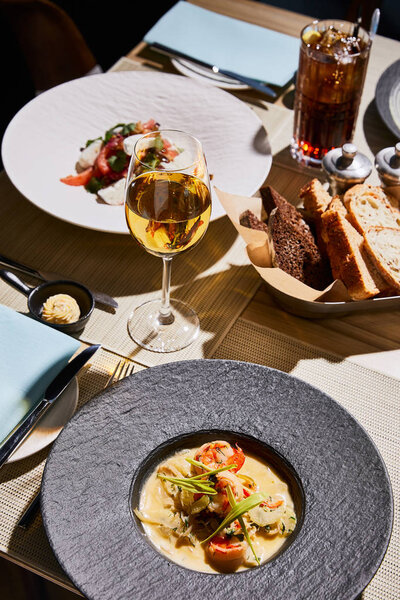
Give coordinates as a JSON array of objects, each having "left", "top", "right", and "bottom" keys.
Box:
[{"left": 158, "top": 257, "right": 174, "bottom": 325}]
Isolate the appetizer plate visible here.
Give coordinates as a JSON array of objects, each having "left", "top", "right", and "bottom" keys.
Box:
[
  {"left": 41, "top": 360, "right": 392, "bottom": 600},
  {"left": 7, "top": 377, "right": 78, "bottom": 462},
  {"left": 375, "top": 59, "right": 400, "bottom": 139},
  {"left": 1, "top": 72, "right": 271, "bottom": 233}
]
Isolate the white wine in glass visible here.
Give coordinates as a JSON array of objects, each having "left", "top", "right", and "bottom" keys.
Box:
[{"left": 125, "top": 129, "right": 211, "bottom": 352}]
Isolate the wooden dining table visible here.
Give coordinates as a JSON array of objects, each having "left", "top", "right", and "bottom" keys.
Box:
[{"left": 0, "top": 0, "right": 399, "bottom": 598}]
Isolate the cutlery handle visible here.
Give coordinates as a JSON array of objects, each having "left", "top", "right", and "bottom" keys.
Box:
[
  {"left": 0, "top": 269, "right": 33, "bottom": 296},
  {"left": 0, "top": 400, "right": 49, "bottom": 467},
  {"left": 218, "top": 69, "right": 277, "bottom": 98},
  {"left": 150, "top": 42, "right": 277, "bottom": 98},
  {"left": 18, "top": 491, "right": 41, "bottom": 528},
  {"left": 0, "top": 254, "right": 41, "bottom": 279}
]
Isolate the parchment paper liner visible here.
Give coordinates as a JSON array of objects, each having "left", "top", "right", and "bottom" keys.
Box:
[{"left": 215, "top": 187, "right": 353, "bottom": 303}]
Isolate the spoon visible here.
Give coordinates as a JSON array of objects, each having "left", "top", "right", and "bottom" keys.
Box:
[{"left": 369, "top": 8, "right": 380, "bottom": 41}]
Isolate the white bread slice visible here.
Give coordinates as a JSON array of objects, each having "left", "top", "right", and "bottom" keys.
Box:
[
  {"left": 299, "top": 178, "right": 332, "bottom": 217},
  {"left": 321, "top": 210, "right": 387, "bottom": 300},
  {"left": 344, "top": 184, "right": 400, "bottom": 234},
  {"left": 327, "top": 195, "right": 348, "bottom": 218},
  {"left": 320, "top": 197, "right": 348, "bottom": 247},
  {"left": 363, "top": 227, "right": 400, "bottom": 293}
]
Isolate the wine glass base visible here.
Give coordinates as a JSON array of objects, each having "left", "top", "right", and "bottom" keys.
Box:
[{"left": 127, "top": 299, "right": 200, "bottom": 353}]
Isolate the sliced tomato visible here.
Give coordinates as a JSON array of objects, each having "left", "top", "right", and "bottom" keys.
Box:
[
  {"left": 142, "top": 118, "right": 158, "bottom": 133},
  {"left": 60, "top": 167, "right": 94, "bottom": 186},
  {"left": 95, "top": 147, "right": 112, "bottom": 176},
  {"left": 164, "top": 148, "right": 179, "bottom": 161}
]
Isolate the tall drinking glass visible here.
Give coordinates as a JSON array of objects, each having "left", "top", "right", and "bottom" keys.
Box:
[
  {"left": 291, "top": 20, "right": 371, "bottom": 167},
  {"left": 124, "top": 130, "right": 211, "bottom": 352}
]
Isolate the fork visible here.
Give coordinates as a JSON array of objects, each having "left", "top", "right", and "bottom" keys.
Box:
[
  {"left": 104, "top": 359, "right": 135, "bottom": 388},
  {"left": 17, "top": 359, "right": 135, "bottom": 529}
]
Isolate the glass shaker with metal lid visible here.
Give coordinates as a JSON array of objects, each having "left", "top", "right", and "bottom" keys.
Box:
[
  {"left": 322, "top": 143, "right": 372, "bottom": 195},
  {"left": 375, "top": 142, "right": 400, "bottom": 188}
]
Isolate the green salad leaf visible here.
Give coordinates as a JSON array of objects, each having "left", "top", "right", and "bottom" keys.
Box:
[
  {"left": 107, "top": 150, "right": 128, "bottom": 172},
  {"left": 85, "top": 176, "right": 104, "bottom": 194}
]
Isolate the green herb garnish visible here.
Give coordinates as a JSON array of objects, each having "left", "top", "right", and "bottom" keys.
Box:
[
  {"left": 107, "top": 150, "right": 128, "bottom": 172},
  {"left": 157, "top": 463, "right": 236, "bottom": 496},
  {"left": 226, "top": 485, "right": 260, "bottom": 566},
  {"left": 153, "top": 134, "right": 164, "bottom": 151},
  {"left": 85, "top": 176, "right": 104, "bottom": 194},
  {"left": 104, "top": 122, "right": 137, "bottom": 143},
  {"left": 84, "top": 136, "right": 102, "bottom": 148},
  {"left": 202, "top": 493, "right": 265, "bottom": 544}
]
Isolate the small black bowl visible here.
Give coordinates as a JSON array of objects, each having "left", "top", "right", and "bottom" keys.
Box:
[{"left": 0, "top": 270, "right": 94, "bottom": 334}]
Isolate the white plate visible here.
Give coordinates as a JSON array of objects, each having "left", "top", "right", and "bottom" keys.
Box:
[
  {"left": 7, "top": 378, "right": 78, "bottom": 462},
  {"left": 1, "top": 71, "right": 271, "bottom": 233},
  {"left": 171, "top": 57, "right": 249, "bottom": 90}
]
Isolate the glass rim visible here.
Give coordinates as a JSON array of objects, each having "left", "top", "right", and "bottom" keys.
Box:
[
  {"left": 300, "top": 18, "right": 371, "bottom": 57},
  {"left": 133, "top": 128, "right": 204, "bottom": 173}
]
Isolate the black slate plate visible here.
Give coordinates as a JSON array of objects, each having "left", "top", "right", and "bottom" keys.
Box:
[
  {"left": 41, "top": 360, "right": 393, "bottom": 600},
  {"left": 376, "top": 59, "right": 400, "bottom": 138}
]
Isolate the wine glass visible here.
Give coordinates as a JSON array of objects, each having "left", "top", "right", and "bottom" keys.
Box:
[{"left": 124, "top": 129, "right": 212, "bottom": 352}]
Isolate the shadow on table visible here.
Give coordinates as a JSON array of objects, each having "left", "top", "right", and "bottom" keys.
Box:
[
  {"left": 0, "top": 172, "right": 238, "bottom": 300},
  {"left": 119, "top": 261, "right": 371, "bottom": 371},
  {"left": 0, "top": 446, "right": 48, "bottom": 486},
  {"left": 362, "top": 99, "right": 398, "bottom": 156}
]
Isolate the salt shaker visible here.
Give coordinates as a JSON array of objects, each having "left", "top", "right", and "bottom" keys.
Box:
[
  {"left": 322, "top": 143, "right": 372, "bottom": 196},
  {"left": 375, "top": 142, "right": 400, "bottom": 188}
]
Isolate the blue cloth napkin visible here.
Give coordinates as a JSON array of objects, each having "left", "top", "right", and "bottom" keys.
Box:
[
  {"left": 144, "top": 1, "right": 300, "bottom": 87},
  {"left": 0, "top": 305, "right": 80, "bottom": 445}
]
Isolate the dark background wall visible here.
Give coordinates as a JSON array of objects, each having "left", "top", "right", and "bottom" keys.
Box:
[{"left": 0, "top": 0, "right": 177, "bottom": 169}]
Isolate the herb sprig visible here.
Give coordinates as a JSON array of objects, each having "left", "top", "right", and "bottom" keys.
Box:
[
  {"left": 226, "top": 485, "right": 260, "bottom": 565},
  {"left": 157, "top": 463, "right": 236, "bottom": 496},
  {"left": 202, "top": 493, "right": 266, "bottom": 544}
]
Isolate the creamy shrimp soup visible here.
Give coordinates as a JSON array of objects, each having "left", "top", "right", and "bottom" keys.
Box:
[{"left": 134, "top": 440, "right": 297, "bottom": 573}]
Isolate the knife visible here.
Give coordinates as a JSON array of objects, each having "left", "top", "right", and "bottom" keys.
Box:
[
  {"left": 0, "top": 253, "right": 118, "bottom": 310},
  {"left": 150, "top": 42, "right": 278, "bottom": 98},
  {"left": 0, "top": 344, "right": 100, "bottom": 468}
]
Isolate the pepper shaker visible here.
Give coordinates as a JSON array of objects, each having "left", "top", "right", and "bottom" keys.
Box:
[
  {"left": 322, "top": 143, "right": 372, "bottom": 196},
  {"left": 375, "top": 142, "right": 400, "bottom": 188}
]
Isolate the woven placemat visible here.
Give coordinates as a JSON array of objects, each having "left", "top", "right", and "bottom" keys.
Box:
[
  {"left": 0, "top": 347, "right": 144, "bottom": 592},
  {"left": 214, "top": 318, "right": 400, "bottom": 600},
  {"left": 0, "top": 167, "right": 262, "bottom": 367},
  {"left": 0, "top": 50, "right": 289, "bottom": 367}
]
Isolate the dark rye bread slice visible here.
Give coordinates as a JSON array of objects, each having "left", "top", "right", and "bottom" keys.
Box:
[
  {"left": 269, "top": 208, "right": 333, "bottom": 290},
  {"left": 261, "top": 184, "right": 321, "bottom": 247},
  {"left": 260, "top": 185, "right": 302, "bottom": 226},
  {"left": 260, "top": 185, "right": 332, "bottom": 289},
  {"left": 239, "top": 209, "right": 269, "bottom": 233}
]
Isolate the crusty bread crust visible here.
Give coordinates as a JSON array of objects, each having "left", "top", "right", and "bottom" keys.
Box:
[
  {"left": 363, "top": 227, "right": 400, "bottom": 292},
  {"left": 321, "top": 210, "right": 386, "bottom": 300},
  {"left": 343, "top": 184, "right": 400, "bottom": 234},
  {"left": 327, "top": 195, "right": 348, "bottom": 218},
  {"left": 299, "top": 178, "right": 332, "bottom": 217}
]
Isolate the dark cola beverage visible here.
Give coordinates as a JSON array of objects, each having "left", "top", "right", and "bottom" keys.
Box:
[{"left": 291, "top": 21, "right": 371, "bottom": 166}]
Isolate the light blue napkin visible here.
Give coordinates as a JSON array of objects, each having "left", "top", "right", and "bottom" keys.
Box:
[
  {"left": 144, "top": 1, "right": 300, "bottom": 86},
  {"left": 0, "top": 305, "right": 80, "bottom": 445}
]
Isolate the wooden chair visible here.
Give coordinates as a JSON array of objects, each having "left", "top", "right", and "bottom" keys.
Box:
[{"left": 0, "top": 0, "right": 100, "bottom": 92}]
